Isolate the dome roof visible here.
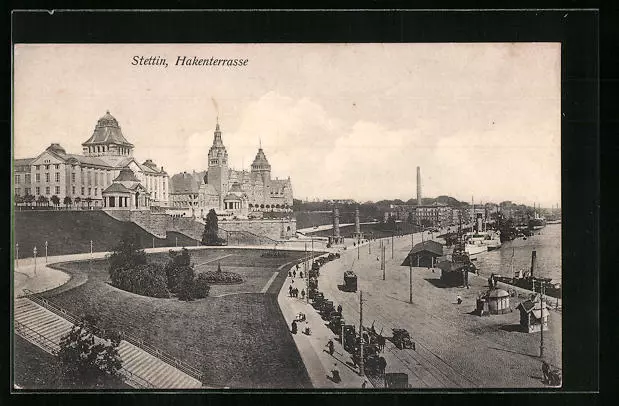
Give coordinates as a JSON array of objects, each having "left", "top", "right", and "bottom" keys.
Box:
[
  {"left": 251, "top": 148, "right": 271, "bottom": 171},
  {"left": 229, "top": 182, "right": 243, "bottom": 193},
  {"left": 46, "top": 143, "right": 67, "bottom": 156},
  {"left": 487, "top": 289, "right": 510, "bottom": 298},
  {"left": 113, "top": 167, "right": 140, "bottom": 182},
  {"left": 82, "top": 111, "right": 134, "bottom": 147},
  {"left": 224, "top": 193, "right": 241, "bottom": 201}
]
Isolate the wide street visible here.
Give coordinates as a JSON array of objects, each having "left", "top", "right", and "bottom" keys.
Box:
[{"left": 306, "top": 229, "right": 561, "bottom": 388}]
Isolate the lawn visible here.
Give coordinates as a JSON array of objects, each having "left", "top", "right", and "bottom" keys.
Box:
[
  {"left": 38, "top": 248, "right": 312, "bottom": 389},
  {"left": 14, "top": 211, "right": 198, "bottom": 258}
]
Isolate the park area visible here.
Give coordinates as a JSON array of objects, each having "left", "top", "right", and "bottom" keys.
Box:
[{"left": 28, "top": 248, "right": 313, "bottom": 388}]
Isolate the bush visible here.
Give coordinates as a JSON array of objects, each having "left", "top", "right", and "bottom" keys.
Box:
[
  {"left": 193, "top": 273, "right": 212, "bottom": 299},
  {"left": 165, "top": 248, "right": 192, "bottom": 293},
  {"left": 110, "top": 263, "right": 170, "bottom": 298},
  {"left": 199, "top": 270, "right": 244, "bottom": 284}
]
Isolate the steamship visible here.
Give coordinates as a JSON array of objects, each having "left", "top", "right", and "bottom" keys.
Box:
[{"left": 494, "top": 251, "right": 561, "bottom": 299}]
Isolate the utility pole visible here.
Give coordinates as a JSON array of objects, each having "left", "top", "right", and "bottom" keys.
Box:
[
  {"left": 391, "top": 232, "right": 394, "bottom": 259},
  {"left": 304, "top": 242, "right": 307, "bottom": 275},
  {"left": 33, "top": 246, "right": 37, "bottom": 276},
  {"left": 382, "top": 244, "right": 386, "bottom": 280},
  {"left": 540, "top": 283, "right": 545, "bottom": 358},
  {"left": 359, "top": 290, "right": 364, "bottom": 376},
  {"left": 175, "top": 236, "right": 178, "bottom": 248},
  {"left": 90, "top": 240, "right": 93, "bottom": 259},
  {"left": 15, "top": 243, "right": 19, "bottom": 269},
  {"left": 152, "top": 237, "right": 155, "bottom": 249},
  {"left": 357, "top": 239, "right": 360, "bottom": 259},
  {"left": 409, "top": 253, "right": 413, "bottom": 303},
  {"left": 45, "top": 241, "right": 48, "bottom": 263}
]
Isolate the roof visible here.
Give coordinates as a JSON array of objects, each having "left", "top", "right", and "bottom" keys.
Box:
[
  {"left": 170, "top": 172, "right": 201, "bottom": 193},
  {"left": 409, "top": 240, "right": 444, "bottom": 256},
  {"left": 436, "top": 260, "right": 468, "bottom": 272},
  {"left": 487, "top": 289, "right": 510, "bottom": 298},
  {"left": 516, "top": 298, "right": 549, "bottom": 318},
  {"left": 82, "top": 111, "right": 134, "bottom": 147},
  {"left": 224, "top": 193, "right": 241, "bottom": 201},
  {"left": 251, "top": 148, "right": 271, "bottom": 170},
  {"left": 113, "top": 168, "right": 141, "bottom": 182},
  {"left": 64, "top": 154, "right": 111, "bottom": 167},
  {"left": 229, "top": 182, "right": 243, "bottom": 193},
  {"left": 103, "top": 183, "right": 132, "bottom": 194},
  {"left": 14, "top": 158, "right": 34, "bottom": 167}
]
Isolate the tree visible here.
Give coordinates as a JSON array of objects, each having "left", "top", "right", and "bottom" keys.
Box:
[
  {"left": 57, "top": 315, "right": 122, "bottom": 388},
  {"left": 64, "top": 196, "right": 72, "bottom": 209},
  {"left": 14, "top": 193, "right": 23, "bottom": 206},
  {"left": 37, "top": 195, "right": 48, "bottom": 207},
  {"left": 51, "top": 195, "right": 61, "bottom": 208},
  {"left": 74, "top": 196, "right": 82, "bottom": 208},
  {"left": 108, "top": 231, "right": 148, "bottom": 273},
  {"left": 85, "top": 197, "right": 93, "bottom": 209},
  {"left": 24, "top": 193, "right": 35, "bottom": 207},
  {"left": 386, "top": 215, "right": 397, "bottom": 231},
  {"left": 202, "top": 209, "right": 220, "bottom": 245}
]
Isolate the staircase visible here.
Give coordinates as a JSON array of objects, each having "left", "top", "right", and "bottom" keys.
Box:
[{"left": 14, "top": 297, "right": 202, "bottom": 389}]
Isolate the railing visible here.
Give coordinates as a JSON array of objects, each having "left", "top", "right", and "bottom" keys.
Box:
[
  {"left": 14, "top": 319, "right": 59, "bottom": 356},
  {"left": 20, "top": 291, "right": 205, "bottom": 385},
  {"left": 15, "top": 317, "right": 156, "bottom": 389}
]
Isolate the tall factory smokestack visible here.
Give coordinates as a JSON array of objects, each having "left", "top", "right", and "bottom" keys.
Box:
[{"left": 416, "top": 166, "right": 422, "bottom": 206}]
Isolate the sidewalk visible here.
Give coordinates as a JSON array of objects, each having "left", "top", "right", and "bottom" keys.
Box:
[{"left": 276, "top": 263, "right": 371, "bottom": 389}]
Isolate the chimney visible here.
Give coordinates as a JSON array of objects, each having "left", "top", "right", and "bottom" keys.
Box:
[{"left": 416, "top": 166, "right": 422, "bottom": 206}]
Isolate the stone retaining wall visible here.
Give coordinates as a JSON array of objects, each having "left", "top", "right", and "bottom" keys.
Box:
[{"left": 103, "top": 210, "right": 296, "bottom": 244}]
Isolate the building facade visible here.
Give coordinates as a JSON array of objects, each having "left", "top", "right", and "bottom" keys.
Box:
[
  {"left": 169, "top": 121, "right": 294, "bottom": 219},
  {"left": 13, "top": 111, "right": 169, "bottom": 208}
]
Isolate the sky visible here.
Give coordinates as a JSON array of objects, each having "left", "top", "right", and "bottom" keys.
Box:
[{"left": 13, "top": 43, "right": 561, "bottom": 207}]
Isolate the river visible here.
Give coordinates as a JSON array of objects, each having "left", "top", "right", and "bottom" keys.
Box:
[{"left": 471, "top": 223, "right": 562, "bottom": 283}]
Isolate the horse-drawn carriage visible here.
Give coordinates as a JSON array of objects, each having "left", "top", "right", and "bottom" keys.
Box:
[
  {"left": 319, "top": 300, "right": 335, "bottom": 318},
  {"left": 392, "top": 328, "right": 415, "bottom": 350},
  {"left": 311, "top": 291, "right": 324, "bottom": 307},
  {"left": 328, "top": 314, "right": 345, "bottom": 335},
  {"left": 342, "top": 325, "right": 357, "bottom": 352}
]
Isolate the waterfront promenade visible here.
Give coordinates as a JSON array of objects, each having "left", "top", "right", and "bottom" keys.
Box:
[{"left": 307, "top": 230, "right": 561, "bottom": 388}]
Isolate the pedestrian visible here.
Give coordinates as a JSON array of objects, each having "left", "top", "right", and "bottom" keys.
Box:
[
  {"left": 337, "top": 304, "right": 342, "bottom": 314},
  {"left": 296, "top": 264, "right": 299, "bottom": 271},
  {"left": 289, "top": 285, "right": 293, "bottom": 297},
  {"left": 542, "top": 361, "right": 550, "bottom": 384},
  {"left": 331, "top": 363, "right": 341, "bottom": 383},
  {"left": 291, "top": 320, "right": 298, "bottom": 335},
  {"left": 293, "top": 270, "right": 296, "bottom": 278},
  {"left": 456, "top": 294, "right": 462, "bottom": 305},
  {"left": 327, "top": 339, "right": 334, "bottom": 355},
  {"left": 301, "top": 289, "right": 305, "bottom": 300},
  {"left": 288, "top": 271, "right": 292, "bottom": 277},
  {"left": 300, "top": 271, "right": 303, "bottom": 279},
  {"left": 362, "top": 381, "right": 367, "bottom": 389}
]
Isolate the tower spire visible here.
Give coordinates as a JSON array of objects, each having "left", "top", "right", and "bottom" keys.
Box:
[{"left": 259, "top": 138, "right": 262, "bottom": 149}]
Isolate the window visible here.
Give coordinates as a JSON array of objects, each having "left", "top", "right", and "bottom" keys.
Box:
[
  {"left": 25, "top": 174, "right": 31, "bottom": 183},
  {"left": 95, "top": 171, "right": 98, "bottom": 186},
  {"left": 81, "top": 187, "right": 85, "bottom": 195},
  {"left": 15, "top": 174, "right": 20, "bottom": 184},
  {"left": 15, "top": 187, "right": 20, "bottom": 195},
  {"left": 88, "top": 171, "right": 92, "bottom": 185},
  {"left": 94, "top": 188, "right": 98, "bottom": 196},
  {"left": 45, "top": 186, "right": 50, "bottom": 195},
  {"left": 35, "top": 165, "right": 40, "bottom": 170},
  {"left": 35, "top": 187, "right": 40, "bottom": 195},
  {"left": 55, "top": 186, "right": 60, "bottom": 194},
  {"left": 55, "top": 172, "right": 60, "bottom": 182},
  {"left": 25, "top": 188, "right": 31, "bottom": 195},
  {"left": 88, "top": 188, "right": 91, "bottom": 196},
  {"left": 55, "top": 164, "right": 59, "bottom": 169},
  {"left": 72, "top": 186, "right": 75, "bottom": 195},
  {"left": 71, "top": 173, "right": 76, "bottom": 183},
  {"left": 45, "top": 173, "right": 50, "bottom": 182},
  {"left": 45, "top": 165, "right": 50, "bottom": 170}
]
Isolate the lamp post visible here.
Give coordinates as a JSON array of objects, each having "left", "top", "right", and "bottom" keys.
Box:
[
  {"left": 33, "top": 246, "right": 37, "bottom": 276},
  {"left": 15, "top": 243, "right": 19, "bottom": 269},
  {"left": 175, "top": 236, "right": 178, "bottom": 248},
  {"left": 540, "top": 284, "right": 546, "bottom": 358},
  {"left": 409, "top": 253, "right": 413, "bottom": 304},
  {"left": 90, "top": 240, "right": 93, "bottom": 259},
  {"left": 45, "top": 240, "right": 48, "bottom": 263}
]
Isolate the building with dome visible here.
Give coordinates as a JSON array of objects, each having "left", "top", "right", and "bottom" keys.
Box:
[
  {"left": 13, "top": 111, "right": 169, "bottom": 209},
  {"left": 169, "top": 121, "right": 294, "bottom": 219}
]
